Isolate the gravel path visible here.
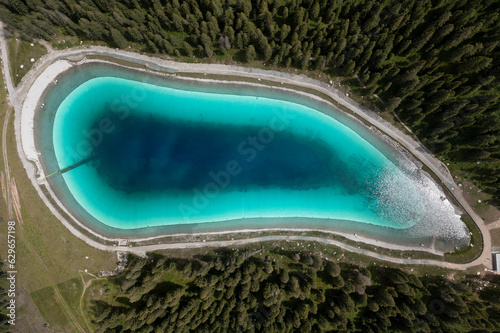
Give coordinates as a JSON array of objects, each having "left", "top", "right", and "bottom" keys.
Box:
[
  {"left": 0, "top": 22, "right": 14, "bottom": 220},
  {"left": 0, "top": 24, "right": 492, "bottom": 270}
]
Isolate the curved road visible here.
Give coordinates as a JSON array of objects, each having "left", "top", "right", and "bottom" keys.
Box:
[
  {"left": 0, "top": 21, "right": 14, "bottom": 220},
  {"left": 1, "top": 23, "right": 88, "bottom": 333},
  {"left": 0, "top": 21, "right": 493, "bottom": 271}
]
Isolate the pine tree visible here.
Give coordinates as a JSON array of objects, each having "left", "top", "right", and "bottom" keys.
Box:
[
  {"left": 110, "top": 28, "right": 127, "bottom": 48},
  {"left": 245, "top": 44, "right": 256, "bottom": 62}
]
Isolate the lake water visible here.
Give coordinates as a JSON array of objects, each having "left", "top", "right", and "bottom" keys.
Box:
[{"left": 36, "top": 63, "right": 470, "bottom": 248}]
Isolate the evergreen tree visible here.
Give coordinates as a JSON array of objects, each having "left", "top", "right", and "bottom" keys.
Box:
[{"left": 245, "top": 44, "right": 256, "bottom": 62}]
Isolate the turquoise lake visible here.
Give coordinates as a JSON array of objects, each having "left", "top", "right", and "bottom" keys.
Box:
[
  {"left": 36, "top": 63, "right": 469, "bottom": 246},
  {"left": 52, "top": 76, "right": 424, "bottom": 229}
]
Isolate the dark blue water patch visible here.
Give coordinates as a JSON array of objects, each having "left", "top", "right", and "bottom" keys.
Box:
[{"left": 83, "top": 112, "right": 355, "bottom": 194}]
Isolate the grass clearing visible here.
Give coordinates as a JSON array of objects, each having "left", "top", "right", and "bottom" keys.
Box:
[
  {"left": 4, "top": 110, "right": 116, "bottom": 290},
  {"left": 0, "top": 58, "right": 7, "bottom": 225},
  {"left": 7, "top": 35, "right": 47, "bottom": 86},
  {"left": 30, "top": 286, "right": 74, "bottom": 332},
  {"left": 56, "top": 277, "right": 88, "bottom": 328},
  {"left": 86, "top": 54, "right": 147, "bottom": 70},
  {"left": 444, "top": 215, "right": 483, "bottom": 264},
  {"left": 0, "top": 58, "right": 53, "bottom": 333},
  {"left": 459, "top": 177, "right": 500, "bottom": 224},
  {"left": 15, "top": 284, "right": 55, "bottom": 333},
  {"left": 83, "top": 278, "right": 122, "bottom": 313},
  {"left": 0, "top": 63, "right": 116, "bottom": 331},
  {"left": 490, "top": 229, "right": 500, "bottom": 247}
]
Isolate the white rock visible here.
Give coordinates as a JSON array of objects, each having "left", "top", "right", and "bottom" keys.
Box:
[
  {"left": 20, "top": 64, "right": 24, "bottom": 69},
  {"left": 30, "top": 58, "right": 35, "bottom": 62}
]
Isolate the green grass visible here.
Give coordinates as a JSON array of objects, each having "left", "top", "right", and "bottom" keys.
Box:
[
  {"left": 8, "top": 35, "right": 47, "bottom": 86},
  {"left": 86, "top": 54, "right": 148, "bottom": 70},
  {"left": 0, "top": 60, "right": 116, "bottom": 331},
  {"left": 167, "top": 31, "right": 188, "bottom": 48},
  {"left": 491, "top": 229, "right": 500, "bottom": 247},
  {"left": 2, "top": 111, "right": 116, "bottom": 290},
  {"left": 50, "top": 29, "right": 109, "bottom": 50},
  {"left": 30, "top": 286, "right": 74, "bottom": 332},
  {"left": 444, "top": 215, "right": 483, "bottom": 264},
  {"left": 160, "top": 265, "right": 190, "bottom": 286},
  {"left": 83, "top": 278, "right": 123, "bottom": 312},
  {"left": 56, "top": 277, "right": 88, "bottom": 329},
  {"left": 0, "top": 59, "right": 7, "bottom": 224}
]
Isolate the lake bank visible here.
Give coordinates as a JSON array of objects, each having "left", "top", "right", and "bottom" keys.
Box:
[
  {"left": 8, "top": 46, "right": 488, "bottom": 264},
  {"left": 20, "top": 57, "right": 468, "bottom": 253}
]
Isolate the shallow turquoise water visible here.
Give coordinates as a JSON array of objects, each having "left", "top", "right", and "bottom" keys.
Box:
[{"left": 51, "top": 76, "right": 426, "bottom": 230}]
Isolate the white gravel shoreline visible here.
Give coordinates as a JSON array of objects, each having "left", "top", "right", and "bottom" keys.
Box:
[
  {"left": 4, "top": 42, "right": 490, "bottom": 269},
  {"left": 18, "top": 56, "right": 458, "bottom": 252},
  {"left": 21, "top": 60, "right": 73, "bottom": 179}
]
